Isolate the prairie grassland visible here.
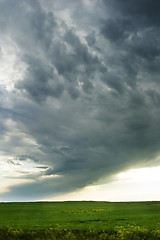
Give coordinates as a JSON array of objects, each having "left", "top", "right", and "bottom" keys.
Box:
[
  {"left": 0, "top": 201, "right": 160, "bottom": 239},
  {"left": 1, "top": 226, "right": 160, "bottom": 240}
]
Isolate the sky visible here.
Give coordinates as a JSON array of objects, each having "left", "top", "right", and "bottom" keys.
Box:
[{"left": 0, "top": 0, "right": 160, "bottom": 202}]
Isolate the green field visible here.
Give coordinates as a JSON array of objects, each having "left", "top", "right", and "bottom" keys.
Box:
[{"left": 1, "top": 201, "right": 160, "bottom": 239}]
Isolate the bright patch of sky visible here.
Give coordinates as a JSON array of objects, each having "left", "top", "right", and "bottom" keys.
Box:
[
  {"left": 50, "top": 166, "right": 160, "bottom": 202},
  {"left": 0, "top": 41, "right": 26, "bottom": 91}
]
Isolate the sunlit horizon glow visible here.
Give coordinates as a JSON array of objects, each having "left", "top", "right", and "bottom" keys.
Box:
[
  {"left": 1, "top": 164, "right": 160, "bottom": 202},
  {"left": 40, "top": 166, "right": 160, "bottom": 202}
]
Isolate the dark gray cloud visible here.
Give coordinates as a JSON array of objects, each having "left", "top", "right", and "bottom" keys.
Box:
[
  {"left": 105, "top": 0, "right": 160, "bottom": 27},
  {"left": 16, "top": 55, "right": 65, "bottom": 102},
  {"left": 85, "top": 32, "right": 96, "bottom": 47},
  {"left": 2, "top": 0, "right": 102, "bottom": 102},
  {"left": 0, "top": 0, "right": 160, "bottom": 201},
  {"left": 101, "top": 18, "right": 133, "bottom": 43}
]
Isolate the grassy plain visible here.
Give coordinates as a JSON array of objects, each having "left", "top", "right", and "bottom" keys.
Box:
[{"left": 0, "top": 201, "right": 160, "bottom": 239}]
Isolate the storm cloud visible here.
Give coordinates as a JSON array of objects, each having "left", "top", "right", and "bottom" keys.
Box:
[{"left": 0, "top": 0, "right": 160, "bottom": 201}]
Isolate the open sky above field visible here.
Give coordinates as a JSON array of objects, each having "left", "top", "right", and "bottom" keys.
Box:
[{"left": 0, "top": 0, "right": 160, "bottom": 202}]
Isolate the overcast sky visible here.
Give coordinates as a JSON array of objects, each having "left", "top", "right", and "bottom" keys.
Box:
[{"left": 0, "top": 0, "right": 160, "bottom": 202}]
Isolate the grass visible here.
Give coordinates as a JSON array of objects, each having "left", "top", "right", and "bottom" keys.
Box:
[
  {"left": 1, "top": 227, "right": 160, "bottom": 240},
  {"left": 0, "top": 201, "right": 160, "bottom": 239}
]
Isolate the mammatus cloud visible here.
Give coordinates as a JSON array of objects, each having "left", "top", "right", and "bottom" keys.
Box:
[{"left": 0, "top": 0, "right": 160, "bottom": 201}]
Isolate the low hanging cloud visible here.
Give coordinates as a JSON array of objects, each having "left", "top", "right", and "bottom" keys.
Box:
[{"left": 0, "top": 0, "right": 160, "bottom": 201}]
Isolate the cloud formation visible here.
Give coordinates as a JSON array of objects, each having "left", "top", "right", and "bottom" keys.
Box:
[{"left": 0, "top": 0, "right": 160, "bottom": 201}]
